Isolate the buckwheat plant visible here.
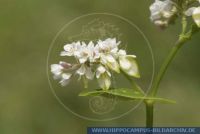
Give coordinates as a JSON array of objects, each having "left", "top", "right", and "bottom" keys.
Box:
[{"left": 50, "top": 0, "right": 200, "bottom": 127}]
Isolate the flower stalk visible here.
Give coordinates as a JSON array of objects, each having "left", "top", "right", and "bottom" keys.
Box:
[
  {"left": 145, "top": 100, "right": 154, "bottom": 128},
  {"left": 145, "top": 13, "right": 199, "bottom": 127}
]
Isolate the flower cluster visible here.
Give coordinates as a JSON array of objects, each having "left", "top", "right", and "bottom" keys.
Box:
[
  {"left": 150, "top": 0, "right": 200, "bottom": 28},
  {"left": 51, "top": 38, "right": 140, "bottom": 90},
  {"left": 150, "top": 0, "right": 177, "bottom": 28},
  {"left": 185, "top": 0, "right": 200, "bottom": 27}
]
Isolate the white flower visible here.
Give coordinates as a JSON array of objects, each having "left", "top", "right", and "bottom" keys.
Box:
[
  {"left": 86, "top": 41, "right": 101, "bottom": 63},
  {"left": 118, "top": 49, "right": 140, "bottom": 77},
  {"left": 76, "top": 64, "right": 94, "bottom": 80},
  {"left": 51, "top": 64, "right": 63, "bottom": 79},
  {"left": 96, "top": 65, "right": 111, "bottom": 78},
  {"left": 193, "top": 7, "right": 200, "bottom": 27},
  {"left": 51, "top": 38, "right": 140, "bottom": 90},
  {"left": 98, "top": 38, "right": 120, "bottom": 53},
  {"left": 74, "top": 42, "right": 90, "bottom": 63},
  {"left": 150, "top": 0, "right": 177, "bottom": 27},
  {"left": 73, "top": 41, "right": 100, "bottom": 64},
  {"left": 100, "top": 54, "right": 120, "bottom": 73},
  {"left": 60, "top": 42, "right": 81, "bottom": 56},
  {"left": 59, "top": 73, "right": 72, "bottom": 86},
  {"left": 96, "top": 65, "right": 111, "bottom": 90},
  {"left": 185, "top": 0, "right": 200, "bottom": 28},
  {"left": 119, "top": 55, "right": 140, "bottom": 78},
  {"left": 50, "top": 62, "right": 72, "bottom": 86},
  {"left": 118, "top": 49, "right": 127, "bottom": 56}
]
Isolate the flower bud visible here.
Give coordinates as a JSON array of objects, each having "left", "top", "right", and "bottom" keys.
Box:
[
  {"left": 193, "top": 7, "right": 200, "bottom": 27},
  {"left": 119, "top": 55, "right": 140, "bottom": 78},
  {"left": 96, "top": 65, "right": 111, "bottom": 90},
  {"left": 100, "top": 54, "right": 120, "bottom": 73}
]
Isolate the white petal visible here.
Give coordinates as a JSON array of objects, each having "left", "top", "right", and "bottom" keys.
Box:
[
  {"left": 149, "top": 0, "right": 176, "bottom": 24},
  {"left": 96, "top": 65, "right": 107, "bottom": 79},
  {"left": 60, "top": 51, "right": 73, "bottom": 56},
  {"left": 119, "top": 56, "right": 132, "bottom": 70},
  {"left": 119, "top": 55, "right": 140, "bottom": 78},
  {"left": 59, "top": 79, "right": 70, "bottom": 86},
  {"left": 87, "top": 41, "right": 94, "bottom": 49},
  {"left": 74, "top": 51, "right": 81, "bottom": 57},
  {"left": 116, "top": 40, "right": 121, "bottom": 46},
  {"left": 150, "top": 12, "right": 161, "bottom": 21},
  {"left": 110, "top": 47, "right": 118, "bottom": 54},
  {"left": 118, "top": 49, "right": 127, "bottom": 56},
  {"left": 96, "top": 71, "right": 101, "bottom": 79},
  {"left": 97, "top": 73, "right": 111, "bottom": 90},
  {"left": 75, "top": 41, "right": 81, "bottom": 47},
  {"left": 127, "top": 55, "right": 136, "bottom": 58},
  {"left": 100, "top": 55, "right": 108, "bottom": 65},
  {"left": 64, "top": 44, "right": 73, "bottom": 52},
  {"left": 76, "top": 64, "right": 86, "bottom": 75},
  {"left": 104, "top": 54, "right": 120, "bottom": 73},
  {"left": 106, "top": 70, "right": 111, "bottom": 77},
  {"left": 185, "top": 7, "right": 196, "bottom": 16},
  {"left": 81, "top": 42, "right": 87, "bottom": 47},
  {"left": 105, "top": 54, "right": 115, "bottom": 62},
  {"left": 62, "top": 73, "right": 72, "bottom": 80},
  {"left": 51, "top": 64, "right": 63, "bottom": 75},
  {"left": 79, "top": 57, "right": 87, "bottom": 64},
  {"left": 97, "top": 65, "right": 106, "bottom": 74},
  {"left": 53, "top": 74, "right": 62, "bottom": 80},
  {"left": 154, "top": 20, "right": 168, "bottom": 27},
  {"left": 85, "top": 67, "right": 94, "bottom": 80},
  {"left": 193, "top": 7, "right": 200, "bottom": 27}
]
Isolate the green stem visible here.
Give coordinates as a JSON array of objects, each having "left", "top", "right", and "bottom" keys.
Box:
[
  {"left": 145, "top": 100, "right": 154, "bottom": 128},
  {"left": 150, "top": 39, "right": 185, "bottom": 96},
  {"left": 150, "top": 16, "right": 189, "bottom": 97},
  {"left": 144, "top": 37, "right": 187, "bottom": 128},
  {"left": 121, "top": 70, "right": 145, "bottom": 95},
  {"left": 145, "top": 16, "right": 194, "bottom": 128}
]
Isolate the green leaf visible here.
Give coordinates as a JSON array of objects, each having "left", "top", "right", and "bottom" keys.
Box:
[
  {"left": 79, "top": 88, "right": 142, "bottom": 97},
  {"left": 79, "top": 88, "right": 176, "bottom": 104}
]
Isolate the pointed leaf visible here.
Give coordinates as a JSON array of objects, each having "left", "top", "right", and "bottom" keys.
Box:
[{"left": 79, "top": 88, "right": 176, "bottom": 104}]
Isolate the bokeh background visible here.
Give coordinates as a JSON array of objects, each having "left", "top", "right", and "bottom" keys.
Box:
[{"left": 0, "top": 0, "right": 200, "bottom": 134}]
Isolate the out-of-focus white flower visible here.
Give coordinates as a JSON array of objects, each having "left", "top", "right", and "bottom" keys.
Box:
[
  {"left": 185, "top": 0, "right": 200, "bottom": 27},
  {"left": 59, "top": 73, "right": 72, "bottom": 86},
  {"left": 61, "top": 42, "right": 81, "bottom": 56},
  {"left": 51, "top": 64, "right": 63, "bottom": 79},
  {"left": 50, "top": 38, "right": 140, "bottom": 90},
  {"left": 150, "top": 0, "right": 177, "bottom": 27},
  {"left": 51, "top": 61, "right": 72, "bottom": 86}
]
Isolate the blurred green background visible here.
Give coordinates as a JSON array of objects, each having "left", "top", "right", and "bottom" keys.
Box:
[{"left": 0, "top": 0, "right": 200, "bottom": 134}]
